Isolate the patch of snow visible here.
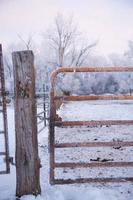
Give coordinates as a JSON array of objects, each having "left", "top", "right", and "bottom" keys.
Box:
[
  {"left": 58, "top": 100, "right": 133, "bottom": 121},
  {"left": 1, "top": 101, "right": 133, "bottom": 200}
]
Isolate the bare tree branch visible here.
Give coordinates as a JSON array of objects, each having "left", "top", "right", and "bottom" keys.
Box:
[
  {"left": 17, "top": 34, "right": 34, "bottom": 50},
  {"left": 45, "top": 13, "right": 97, "bottom": 68},
  {"left": 75, "top": 42, "right": 97, "bottom": 66}
]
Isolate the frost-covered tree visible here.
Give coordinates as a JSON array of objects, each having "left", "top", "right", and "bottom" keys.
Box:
[
  {"left": 124, "top": 40, "right": 133, "bottom": 59},
  {"left": 45, "top": 13, "right": 96, "bottom": 68},
  {"left": 105, "top": 75, "right": 119, "bottom": 94},
  {"left": 3, "top": 49, "right": 14, "bottom": 94},
  {"left": 61, "top": 73, "right": 81, "bottom": 94}
]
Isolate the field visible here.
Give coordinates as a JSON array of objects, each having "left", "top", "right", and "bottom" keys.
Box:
[{"left": 0, "top": 100, "right": 133, "bottom": 200}]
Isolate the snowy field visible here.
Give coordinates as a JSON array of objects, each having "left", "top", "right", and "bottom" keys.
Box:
[{"left": 0, "top": 100, "right": 133, "bottom": 200}]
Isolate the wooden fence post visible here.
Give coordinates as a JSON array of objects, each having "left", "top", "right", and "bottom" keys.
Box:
[{"left": 12, "top": 50, "right": 41, "bottom": 197}]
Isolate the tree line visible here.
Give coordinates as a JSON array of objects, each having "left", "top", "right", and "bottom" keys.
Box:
[{"left": 3, "top": 14, "right": 133, "bottom": 96}]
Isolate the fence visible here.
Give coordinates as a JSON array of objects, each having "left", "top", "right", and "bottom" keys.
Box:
[
  {"left": 36, "top": 84, "right": 50, "bottom": 133},
  {"left": 49, "top": 66, "right": 133, "bottom": 184},
  {"left": 0, "top": 44, "right": 10, "bottom": 174}
]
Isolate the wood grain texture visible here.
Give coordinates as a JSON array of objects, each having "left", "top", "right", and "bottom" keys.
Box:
[{"left": 12, "top": 50, "right": 41, "bottom": 197}]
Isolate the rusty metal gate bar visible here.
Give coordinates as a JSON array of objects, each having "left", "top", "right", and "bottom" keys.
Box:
[
  {"left": 49, "top": 66, "right": 133, "bottom": 185},
  {"left": 0, "top": 44, "right": 10, "bottom": 174}
]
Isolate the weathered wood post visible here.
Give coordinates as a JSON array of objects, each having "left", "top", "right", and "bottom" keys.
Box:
[{"left": 12, "top": 51, "right": 41, "bottom": 197}]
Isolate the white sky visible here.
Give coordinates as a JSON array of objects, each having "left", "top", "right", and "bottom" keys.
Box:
[{"left": 0, "top": 0, "right": 133, "bottom": 55}]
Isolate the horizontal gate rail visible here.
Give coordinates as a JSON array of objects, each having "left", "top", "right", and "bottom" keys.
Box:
[
  {"left": 55, "top": 120, "right": 133, "bottom": 126},
  {"left": 54, "top": 95, "right": 133, "bottom": 101},
  {"left": 49, "top": 66, "right": 133, "bottom": 184},
  {"left": 53, "top": 177, "right": 133, "bottom": 185},
  {"left": 0, "top": 152, "right": 6, "bottom": 156},
  {"left": 0, "top": 131, "right": 4, "bottom": 134},
  {"left": 0, "top": 171, "right": 9, "bottom": 175},
  {"left": 54, "top": 141, "right": 133, "bottom": 148},
  {"left": 55, "top": 162, "right": 133, "bottom": 168}
]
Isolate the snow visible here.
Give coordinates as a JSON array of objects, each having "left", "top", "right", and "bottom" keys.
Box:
[
  {"left": 57, "top": 100, "right": 133, "bottom": 121},
  {"left": 0, "top": 101, "right": 133, "bottom": 200}
]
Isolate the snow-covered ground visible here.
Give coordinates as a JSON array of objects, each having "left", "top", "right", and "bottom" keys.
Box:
[
  {"left": 0, "top": 100, "right": 133, "bottom": 200},
  {"left": 58, "top": 100, "right": 133, "bottom": 121}
]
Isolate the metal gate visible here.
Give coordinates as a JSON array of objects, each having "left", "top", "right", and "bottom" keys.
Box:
[
  {"left": 0, "top": 44, "right": 10, "bottom": 174},
  {"left": 49, "top": 66, "right": 133, "bottom": 184}
]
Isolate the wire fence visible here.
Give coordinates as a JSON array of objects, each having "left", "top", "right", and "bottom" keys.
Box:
[{"left": 36, "top": 84, "right": 50, "bottom": 134}]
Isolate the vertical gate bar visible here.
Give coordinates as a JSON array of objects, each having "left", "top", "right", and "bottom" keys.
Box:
[
  {"left": 49, "top": 89, "right": 56, "bottom": 184},
  {"left": 0, "top": 44, "right": 10, "bottom": 173}
]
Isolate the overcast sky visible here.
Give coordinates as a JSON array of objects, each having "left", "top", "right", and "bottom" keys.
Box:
[{"left": 0, "top": 0, "right": 133, "bottom": 55}]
